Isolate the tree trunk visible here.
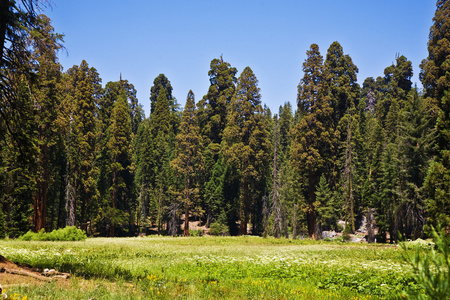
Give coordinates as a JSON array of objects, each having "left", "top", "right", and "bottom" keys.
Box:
[
  {"left": 34, "top": 144, "right": 49, "bottom": 232},
  {"left": 367, "top": 207, "right": 375, "bottom": 243}
]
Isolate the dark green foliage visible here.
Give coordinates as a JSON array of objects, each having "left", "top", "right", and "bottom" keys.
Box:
[
  {"left": 290, "top": 44, "right": 336, "bottom": 237},
  {"left": 198, "top": 57, "right": 237, "bottom": 146},
  {"left": 171, "top": 90, "right": 203, "bottom": 236},
  {"left": 209, "top": 222, "right": 229, "bottom": 236},
  {"left": 315, "top": 175, "right": 339, "bottom": 232},
  {"left": 64, "top": 60, "right": 101, "bottom": 230},
  {"left": 421, "top": 1, "right": 450, "bottom": 232},
  {"left": 401, "top": 226, "right": 450, "bottom": 299},
  {"left": 222, "top": 66, "right": 271, "bottom": 235},
  {"left": 20, "top": 226, "right": 87, "bottom": 241},
  {"left": 150, "top": 74, "right": 175, "bottom": 114},
  {"left": 325, "top": 41, "right": 360, "bottom": 127},
  {"left": 0, "top": 3, "right": 446, "bottom": 242}
]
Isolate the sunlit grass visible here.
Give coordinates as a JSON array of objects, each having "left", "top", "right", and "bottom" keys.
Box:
[{"left": 0, "top": 236, "right": 420, "bottom": 299}]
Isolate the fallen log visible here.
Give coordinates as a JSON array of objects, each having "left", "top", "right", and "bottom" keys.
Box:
[{"left": 0, "top": 267, "right": 53, "bottom": 282}]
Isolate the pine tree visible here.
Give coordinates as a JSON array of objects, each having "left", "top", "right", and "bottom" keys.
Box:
[
  {"left": 150, "top": 88, "right": 173, "bottom": 233},
  {"left": 198, "top": 56, "right": 237, "bottom": 147},
  {"left": 397, "top": 88, "right": 435, "bottom": 239},
  {"left": 134, "top": 118, "right": 153, "bottom": 232},
  {"left": 150, "top": 74, "right": 179, "bottom": 133},
  {"left": 103, "top": 88, "right": 133, "bottom": 236},
  {"left": 27, "top": 15, "right": 64, "bottom": 232},
  {"left": 324, "top": 41, "right": 360, "bottom": 127},
  {"left": 204, "top": 157, "right": 226, "bottom": 226},
  {"left": 65, "top": 60, "right": 101, "bottom": 230},
  {"left": 222, "top": 66, "right": 271, "bottom": 235},
  {"left": 290, "top": 44, "right": 336, "bottom": 238},
  {"left": 171, "top": 90, "right": 203, "bottom": 236},
  {"left": 315, "top": 174, "right": 337, "bottom": 232},
  {"left": 421, "top": 0, "right": 450, "bottom": 231}
]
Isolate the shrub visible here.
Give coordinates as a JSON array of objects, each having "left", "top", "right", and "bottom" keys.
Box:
[
  {"left": 342, "top": 224, "right": 352, "bottom": 242},
  {"left": 20, "top": 226, "right": 87, "bottom": 241},
  {"left": 189, "top": 229, "right": 203, "bottom": 237},
  {"left": 209, "top": 223, "right": 228, "bottom": 236},
  {"left": 401, "top": 226, "right": 450, "bottom": 299}
]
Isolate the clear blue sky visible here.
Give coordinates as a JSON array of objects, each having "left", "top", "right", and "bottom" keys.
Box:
[{"left": 44, "top": 1, "right": 435, "bottom": 117}]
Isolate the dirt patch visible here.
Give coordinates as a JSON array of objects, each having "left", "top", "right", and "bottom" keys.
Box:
[{"left": 0, "top": 255, "right": 69, "bottom": 288}]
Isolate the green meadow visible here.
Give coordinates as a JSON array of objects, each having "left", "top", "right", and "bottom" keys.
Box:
[{"left": 0, "top": 237, "right": 422, "bottom": 299}]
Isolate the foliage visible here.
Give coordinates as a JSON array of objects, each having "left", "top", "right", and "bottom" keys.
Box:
[
  {"left": 209, "top": 222, "right": 229, "bottom": 236},
  {"left": 19, "top": 226, "right": 87, "bottom": 241},
  {"left": 0, "top": 237, "right": 422, "bottom": 299},
  {"left": 400, "top": 226, "right": 450, "bottom": 299}
]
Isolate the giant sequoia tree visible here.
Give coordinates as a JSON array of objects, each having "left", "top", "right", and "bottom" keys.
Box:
[
  {"left": 421, "top": 0, "right": 450, "bottom": 231},
  {"left": 64, "top": 60, "right": 101, "bottom": 229},
  {"left": 290, "top": 44, "right": 336, "bottom": 238},
  {"left": 198, "top": 57, "right": 237, "bottom": 147},
  {"left": 223, "top": 66, "right": 271, "bottom": 235},
  {"left": 30, "top": 15, "right": 64, "bottom": 232}
]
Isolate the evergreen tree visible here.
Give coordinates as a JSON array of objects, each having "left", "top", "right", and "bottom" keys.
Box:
[
  {"left": 198, "top": 56, "right": 237, "bottom": 146},
  {"left": 28, "top": 15, "right": 63, "bottom": 232},
  {"left": 278, "top": 102, "right": 294, "bottom": 160},
  {"left": 171, "top": 90, "right": 203, "bottom": 236},
  {"left": 150, "top": 74, "right": 179, "bottom": 133},
  {"left": 315, "top": 174, "right": 338, "bottom": 232},
  {"left": 324, "top": 41, "right": 360, "bottom": 127},
  {"left": 65, "top": 60, "right": 101, "bottom": 230},
  {"left": 103, "top": 89, "right": 133, "bottom": 236},
  {"left": 377, "top": 55, "right": 413, "bottom": 124},
  {"left": 290, "top": 44, "right": 336, "bottom": 238},
  {"left": 397, "top": 88, "right": 435, "bottom": 239},
  {"left": 204, "top": 157, "right": 226, "bottom": 226},
  {"left": 421, "top": 0, "right": 450, "bottom": 231},
  {"left": 222, "top": 66, "right": 271, "bottom": 235},
  {"left": 134, "top": 118, "right": 153, "bottom": 232},
  {"left": 150, "top": 74, "right": 174, "bottom": 114},
  {"left": 150, "top": 88, "right": 174, "bottom": 233}
]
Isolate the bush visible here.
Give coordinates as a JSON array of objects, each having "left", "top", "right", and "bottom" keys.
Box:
[
  {"left": 20, "top": 226, "right": 87, "bottom": 241},
  {"left": 189, "top": 229, "right": 203, "bottom": 237},
  {"left": 342, "top": 224, "right": 352, "bottom": 242},
  {"left": 401, "top": 226, "right": 450, "bottom": 299},
  {"left": 209, "top": 223, "right": 229, "bottom": 236}
]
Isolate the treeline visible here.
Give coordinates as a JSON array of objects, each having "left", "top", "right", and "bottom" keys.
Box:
[{"left": 1, "top": 2, "right": 449, "bottom": 241}]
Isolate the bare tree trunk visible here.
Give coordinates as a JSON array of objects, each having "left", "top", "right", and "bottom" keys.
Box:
[
  {"left": 273, "top": 115, "right": 280, "bottom": 238},
  {"left": 367, "top": 207, "right": 375, "bottom": 243},
  {"left": 65, "top": 173, "right": 76, "bottom": 227}
]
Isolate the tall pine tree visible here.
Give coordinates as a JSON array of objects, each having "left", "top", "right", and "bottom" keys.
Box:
[{"left": 171, "top": 90, "right": 203, "bottom": 236}]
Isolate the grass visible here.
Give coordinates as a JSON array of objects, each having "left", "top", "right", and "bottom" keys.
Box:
[{"left": 0, "top": 236, "right": 421, "bottom": 299}]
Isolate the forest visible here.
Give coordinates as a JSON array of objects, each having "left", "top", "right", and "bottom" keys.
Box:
[{"left": 1, "top": 1, "right": 449, "bottom": 242}]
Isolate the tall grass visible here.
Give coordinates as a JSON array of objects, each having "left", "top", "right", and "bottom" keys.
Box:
[{"left": 0, "top": 236, "right": 422, "bottom": 299}]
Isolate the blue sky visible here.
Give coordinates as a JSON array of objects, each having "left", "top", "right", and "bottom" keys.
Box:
[{"left": 44, "top": 1, "right": 435, "bottom": 116}]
